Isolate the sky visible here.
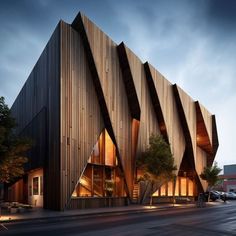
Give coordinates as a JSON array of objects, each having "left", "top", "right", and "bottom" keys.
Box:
[{"left": 0, "top": 0, "right": 235, "bottom": 171}]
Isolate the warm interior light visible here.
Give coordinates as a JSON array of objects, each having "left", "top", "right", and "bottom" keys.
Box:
[
  {"left": 188, "top": 179, "right": 194, "bottom": 196},
  {"left": 167, "top": 181, "right": 173, "bottom": 196},
  {"left": 143, "top": 206, "right": 158, "bottom": 209},
  {"left": 180, "top": 177, "right": 187, "bottom": 196},
  {"left": 151, "top": 176, "right": 194, "bottom": 198},
  {"left": 79, "top": 178, "right": 88, "bottom": 186},
  {"left": 72, "top": 190, "right": 77, "bottom": 197},
  {"left": 105, "top": 130, "right": 115, "bottom": 166},
  {"left": 160, "top": 184, "right": 166, "bottom": 196}
]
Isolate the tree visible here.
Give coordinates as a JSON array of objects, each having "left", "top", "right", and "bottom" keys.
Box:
[
  {"left": 136, "top": 134, "right": 177, "bottom": 205},
  {"left": 0, "top": 96, "right": 31, "bottom": 183},
  {"left": 200, "top": 162, "right": 222, "bottom": 201}
]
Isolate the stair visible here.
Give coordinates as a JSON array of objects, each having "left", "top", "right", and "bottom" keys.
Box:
[{"left": 132, "top": 183, "right": 140, "bottom": 203}]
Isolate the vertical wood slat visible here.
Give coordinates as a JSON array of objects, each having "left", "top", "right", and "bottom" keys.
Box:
[
  {"left": 11, "top": 23, "right": 61, "bottom": 210},
  {"left": 72, "top": 14, "right": 133, "bottom": 197},
  {"left": 120, "top": 44, "right": 160, "bottom": 164},
  {"left": 147, "top": 64, "right": 186, "bottom": 172},
  {"left": 60, "top": 21, "right": 104, "bottom": 210}
]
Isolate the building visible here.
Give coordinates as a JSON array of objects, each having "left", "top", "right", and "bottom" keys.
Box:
[
  {"left": 8, "top": 12, "right": 218, "bottom": 210},
  {"left": 220, "top": 165, "right": 236, "bottom": 192}
]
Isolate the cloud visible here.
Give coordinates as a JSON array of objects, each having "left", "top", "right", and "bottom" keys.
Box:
[
  {"left": 214, "top": 93, "right": 236, "bottom": 167},
  {"left": 108, "top": 0, "right": 236, "bottom": 168},
  {"left": 206, "top": 0, "right": 236, "bottom": 31},
  {"left": 0, "top": 0, "right": 235, "bottom": 168}
]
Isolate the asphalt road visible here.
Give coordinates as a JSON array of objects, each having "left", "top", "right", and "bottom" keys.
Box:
[{"left": 1, "top": 201, "right": 236, "bottom": 235}]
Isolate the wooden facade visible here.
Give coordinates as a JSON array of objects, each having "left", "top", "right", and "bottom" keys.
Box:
[{"left": 10, "top": 12, "right": 218, "bottom": 210}]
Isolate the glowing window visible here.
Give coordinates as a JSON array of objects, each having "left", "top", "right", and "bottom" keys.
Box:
[
  {"left": 188, "top": 179, "right": 194, "bottom": 196},
  {"left": 160, "top": 184, "right": 166, "bottom": 196},
  {"left": 33, "top": 177, "right": 39, "bottom": 195},
  {"left": 167, "top": 181, "right": 173, "bottom": 196},
  {"left": 105, "top": 130, "right": 115, "bottom": 166},
  {"left": 180, "top": 177, "right": 187, "bottom": 196}
]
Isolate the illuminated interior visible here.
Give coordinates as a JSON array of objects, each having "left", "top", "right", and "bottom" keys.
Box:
[
  {"left": 72, "top": 129, "right": 126, "bottom": 198},
  {"left": 152, "top": 177, "right": 194, "bottom": 197},
  {"left": 195, "top": 102, "right": 212, "bottom": 154}
]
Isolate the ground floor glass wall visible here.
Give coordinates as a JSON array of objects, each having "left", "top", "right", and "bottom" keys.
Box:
[
  {"left": 152, "top": 176, "right": 195, "bottom": 197},
  {"left": 72, "top": 130, "right": 126, "bottom": 198}
]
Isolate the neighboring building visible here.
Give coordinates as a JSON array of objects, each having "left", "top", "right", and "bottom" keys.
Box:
[
  {"left": 8, "top": 12, "right": 218, "bottom": 210},
  {"left": 220, "top": 165, "right": 236, "bottom": 192}
]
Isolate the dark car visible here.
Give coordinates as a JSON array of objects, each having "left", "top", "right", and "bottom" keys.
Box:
[{"left": 204, "top": 191, "right": 220, "bottom": 201}]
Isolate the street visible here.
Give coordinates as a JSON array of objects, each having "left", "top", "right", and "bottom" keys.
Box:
[{"left": 1, "top": 201, "right": 236, "bottom": 235}]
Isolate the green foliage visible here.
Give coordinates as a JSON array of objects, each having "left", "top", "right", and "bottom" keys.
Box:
[
  {"left": 200, "top": 162, "right": 222, "bottom": 188},
  {"left": 136, "top": 134, "right": 177, "bottom": 183},
  {"left": 0, "top": 96, "right": 31, "bottom": 183}
]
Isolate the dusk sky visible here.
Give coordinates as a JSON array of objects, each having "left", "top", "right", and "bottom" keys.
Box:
[{"left": 0, "top": 0, "right": 235, "bottom": 170}]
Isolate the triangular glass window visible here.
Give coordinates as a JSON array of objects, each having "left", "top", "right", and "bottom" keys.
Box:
[{"left": 72, "top": 129, "right": 127, "bottom": 198}]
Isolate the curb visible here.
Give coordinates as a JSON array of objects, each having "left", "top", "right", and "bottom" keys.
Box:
[
  {"left": 1, "top": 202, "right": 223, "bottom": 224},
  {"left": 0, "top": 204, "right": 196, "bottom": 224}
]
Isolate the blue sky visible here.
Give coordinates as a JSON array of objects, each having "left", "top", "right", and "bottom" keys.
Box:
[{"left": 0, "top": 0, "right": 235, "bottom": 170}]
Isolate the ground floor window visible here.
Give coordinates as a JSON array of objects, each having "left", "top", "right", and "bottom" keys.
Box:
[
  {"left": 33, "top": 177, "right": 39, "bottom": 195},
  {"left": 72, "top": 129, "right": 127, "bottom": 198},
  {"left": 28, "top": 168, "right": 44, "bottom": 207},
  {"left": 152, "top": 176, "right": 195, "bottom": 197}
]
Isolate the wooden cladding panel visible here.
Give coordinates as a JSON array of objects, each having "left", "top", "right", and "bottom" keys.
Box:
[
  {"left": 79, "top": 14, "right": 133, "bottom": 196},
  {"left": 117, "top": 42, "right": 141, "bottom": 120},
  {"left": 60, "top": 21, "right": 104, "bottom": 210},
  {"left": 122, "top": 45, "right": 160, "bottom": 155},
  {"left": 195, "top": 101, "right": 213, "bottom": 154},
  {"left": 197, "top": 102, "right": 213, "bottom": 146},
  {"left": 174, "top": 85, "right": 197, "bottom": 164},
  {"left": 196, "top": 147, "right": 208, "bottom": 191},
  {"left": 122, "top": 44, "right": 142, "bottom": 107},
  {"left": 11, "top": 24, "right": 61, "bottom": 210},
  {"left": 19, "top": 107, "right": 47, "bottom": 171},
  {"left": 147, "top": 64, "right": 185, "bottom": 171}
]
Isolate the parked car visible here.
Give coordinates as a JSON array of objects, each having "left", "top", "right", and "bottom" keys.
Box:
[
  {"left": 204, "top": 191, "right": 220, "bottom": 201},
  {"left": 220, "top": 192, "right": 236, "bottom": 200},
  {"left": 226, "top": 192, "right": 236, "bottom": 200}
]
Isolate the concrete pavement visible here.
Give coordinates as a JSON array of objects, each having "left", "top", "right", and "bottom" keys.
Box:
[{"left": 0, "top": 200, "right": 224, "bottom": 223}]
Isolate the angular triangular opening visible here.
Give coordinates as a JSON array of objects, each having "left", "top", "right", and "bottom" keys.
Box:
[
  {"left": 195, "top": 102, "right": 213, "bottom": 154},
  {"left": 178, "top": 148, "right": 195, "bottom": 177},
  {"left": 71, "top": 129, "right": 127, "bottom": 198},
  {"left": 178, "top": 148, "right": 203, "bottom": 194}
]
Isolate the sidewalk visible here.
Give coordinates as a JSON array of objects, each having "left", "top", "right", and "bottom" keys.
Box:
[{"left": 0, "top": 201, "right": 223, "bottom": 223}]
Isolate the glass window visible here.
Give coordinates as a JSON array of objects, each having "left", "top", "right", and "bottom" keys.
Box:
[
  {"left": 167, "top": 181, "right": 173, "bottom": 196},
  {"left": 33, "top": 177, "right": 39, "bottom": 195},
  {"left": 105, "top": 130, "right": 115, "bottom": 166},
  {"left": 188, "top": 179, "right": 194, "bottom": 196},
  {"left": 71, "top": 129, "right": 126, "bottom": 198},
  {"left": 160, "top": 184, "right": 166, "bottom": 196},
  {"left": 79, "top": 184, "right": 92, "bottom": 197},
  {"left": 93, "top": 166, "right": 103, "bottom": 196},
  {"left": 180, "top": 177, "right": 187, "bottom": 196}
]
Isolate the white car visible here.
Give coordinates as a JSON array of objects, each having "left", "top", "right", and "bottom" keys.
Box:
[{"left": 226, "top": 192, "right": 236, "bottom": 200}]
